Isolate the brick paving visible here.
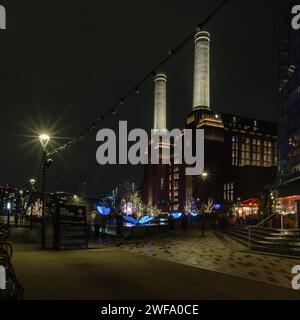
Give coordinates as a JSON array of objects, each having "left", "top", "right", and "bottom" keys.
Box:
[{"left": 101, "top": 231, "right": 300, "bottom": 291}]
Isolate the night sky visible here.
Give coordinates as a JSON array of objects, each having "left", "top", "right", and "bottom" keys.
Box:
[{"left": 0, "top": 0, "right": 294, "bottom": 197}]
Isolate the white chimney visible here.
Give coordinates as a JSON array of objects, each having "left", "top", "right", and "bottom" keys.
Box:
[
  {"left": 193, "top": 30, "right": 210, "bottom": 111},
  {"left": 154, "top": 73, "right": 167, "bottom": 132}
]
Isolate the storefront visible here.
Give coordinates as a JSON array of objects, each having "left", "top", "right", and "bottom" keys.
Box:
[
  {"left": 233, "top": 194, "right": 300, "bottom": 229},
  {"left": 234, "top": 198, "right": 259, "bottom": 218},
  {"left": 277, "top": 195, "right": 300, "bottom": 228},
  {"left": 276, "top": 180, "right": 300, "bottom": 228}
]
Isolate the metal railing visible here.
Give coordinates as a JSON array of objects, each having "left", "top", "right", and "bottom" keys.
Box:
[
  {"left": 0, "top": 223, "right": 24, "bottom": 300},
  {"left": 248, "top": 212, "right": 278, "bottom": 249}
]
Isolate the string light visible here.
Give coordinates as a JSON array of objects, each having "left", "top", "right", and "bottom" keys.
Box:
[{"left": 47, "top": 0, "right": 230, "bottom": 157}]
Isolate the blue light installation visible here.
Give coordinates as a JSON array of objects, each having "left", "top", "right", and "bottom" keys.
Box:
[
  {"left": 122, "top": 215, "right": 155, "bottom": 225},
  {"left": 96, "top": 205, "right": 111, "bottom": 216},
  {"left": 189, "top": 212, "right": 199, "bottom": 217},
  {"left": 170, "top": 212, "right": 183, "bottom": 219}
]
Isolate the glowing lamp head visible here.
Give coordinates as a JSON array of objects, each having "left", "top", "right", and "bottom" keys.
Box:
[
  {"left": 39, "top": 134, "right": 50, "bottom": 150},
  {"left": 201, "top": 172, "right": 208, "bottom": 179},
  {"left": 29, "top": 178, "right": 36, "bottom": 186}
]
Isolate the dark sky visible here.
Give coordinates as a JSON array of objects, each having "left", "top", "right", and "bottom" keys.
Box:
[{"left": 0, "top": 0, "right": 294, "bottom": 197}]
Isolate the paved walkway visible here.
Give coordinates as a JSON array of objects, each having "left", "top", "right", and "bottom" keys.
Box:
[
  {"left": 9, "top": 228, "right": 300, "bottom": 300},
  {"left": 100, "top": 231, "right": 300, "bottom": 291}
]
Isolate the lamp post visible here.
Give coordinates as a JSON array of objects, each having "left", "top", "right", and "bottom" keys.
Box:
[
  {"left": 39, "top": 134, "right": 50, "bottom": 249},
  {"left": 29, "top": 178, "right": 36, "bottom": 230},
  {"left": 201, "top": 172, "right": 208, "bottom": 180},
  {"left": 19, "top": 190, "right": 24, "bottom": 225},
  {"left": 29, "top": 178, "right": 36, "bottom": 188},
  {"left": 200, "top": 171, "right": 209, "bottom": 236},
  {"left": 6, "top": 201, "right": 11, "bottom": 229}
]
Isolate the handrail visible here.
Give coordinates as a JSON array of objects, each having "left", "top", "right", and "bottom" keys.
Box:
[
  {"left": 248, "top": 212, "right": 278, "bottom": 249},
  {"left": 254, "top": 212, "right": 278, "bottom": 228}
]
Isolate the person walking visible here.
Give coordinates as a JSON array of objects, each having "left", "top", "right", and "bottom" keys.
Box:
[
  {"left": 182, "top": 213, "right": 188, "bottom": 232},
  {"left": 168, "top": 214, "right": 174, "bottom": 231},
  {"left": 100, "top": 215, "right": 107, "bottom": 241},
  {"left": 116, "top": 213, "right": 124, "bottom": 240},
  {"left": 14, "top": 213, "right": 19, "bottom": 228},
  {"left": 94, "top": 213, "right": 101, "bottom": 242}
]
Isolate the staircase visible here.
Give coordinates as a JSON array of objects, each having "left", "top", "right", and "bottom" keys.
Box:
[{"left": 225, "top": 225, "right": 300, "bottom": 257}]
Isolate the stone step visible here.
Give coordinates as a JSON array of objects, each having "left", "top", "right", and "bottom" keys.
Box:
[{"left": 225, "top": 225, "right": 300, "bottom": 257}]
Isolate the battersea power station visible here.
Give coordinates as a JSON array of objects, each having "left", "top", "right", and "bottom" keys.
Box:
[{"left": 142, "top": 30, "right": 278, "bottom": 212}]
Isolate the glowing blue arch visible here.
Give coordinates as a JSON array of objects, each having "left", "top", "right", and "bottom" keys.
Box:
[
  {"left": 96, "top": 205, "right": 111, "bottom": 216},
  {"left": 170, "top": 212, "right": 183, "bottom": 219},
  {"left": 189, "top": 212, "right": 199, "bottom": 217},
  {"left": 122, "top": 215, "right": 155, "bottom": 225},
  {"left": 139, "top": 215, "right": 155, "bottom": 224}
]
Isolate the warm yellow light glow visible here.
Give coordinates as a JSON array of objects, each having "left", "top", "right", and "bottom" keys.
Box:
[
  {"left": 201, "top": 172, "right": 208, "bottom": 178},
  {"left": 29, "top": 178, "right": 36, "bottom": 185},
  {"left": 39, "top": 134, "right": 50, "bottom": 150},
  {"left": 39, "top": 134, "right": 50, "bottom": 142}
]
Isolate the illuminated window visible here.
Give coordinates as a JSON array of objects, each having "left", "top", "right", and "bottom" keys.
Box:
[
  {"left": 224, "top": 183, "right": 234, "bottom": 202},
  {"left": 232, "top": 136, "right": 239, "bottom": 166},
  {"left": 174, "top": 181, "right": 179, "bottom": 190},
  {"left": 160, "top": 178, "right": 164, "bottom": 190}
]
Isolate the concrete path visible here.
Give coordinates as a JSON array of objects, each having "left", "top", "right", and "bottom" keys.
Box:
[
  {"left": 9, "top": 229, "right": 300, "bottom": 300},
  {"left": 101, "top": 231, "right": 300, "bottom": 290}
]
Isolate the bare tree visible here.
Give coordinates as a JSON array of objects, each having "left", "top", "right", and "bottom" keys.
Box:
[{"left": 201, "top": 198, "right": 214, "bottom": 237}]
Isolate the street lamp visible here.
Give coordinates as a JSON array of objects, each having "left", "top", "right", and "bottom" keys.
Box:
[
  {"left": 29, "top": 178, "right": 36, "bottom": 187},
  {"left": 19, "top": 190, "right": 24, "bottom": 225},
  {"left": 201, "top": 172, "right": 208, "bottom": 180},
  {"left": 39, "top": 134, "right": 50, "bottom": 249},
  {"left": 199, "top": 171, "right": 209, "bottom": 236},
  {"left": 39, "top": 134, "right": 50, "bottom": 150},
  {"left": 29, "top": 178, "right": 36, "bottom": 230},
  {"left": 6, "top": 201, "right": 11, "bottom": 229}
]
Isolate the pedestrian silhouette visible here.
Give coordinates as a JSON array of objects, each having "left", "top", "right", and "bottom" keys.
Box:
[
  {"left": 116, "top": 213, "right": 124, "bottom": 240},
  {"left": 14, "top": 214, "right": 19, "bottom": 228},
  {"left": 182, "top": 213, "right": 188, "bottom": 232},
  {"left": 94, "top": 213, "right": 101, "bottom": 241}
]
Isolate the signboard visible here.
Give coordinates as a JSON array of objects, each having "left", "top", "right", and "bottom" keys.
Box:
[
  {"left": 0, "top": 265, "right": 6, "bottom": 290},
  {"left": 54, "top": 205, "right": 88, "bottom": 250}
]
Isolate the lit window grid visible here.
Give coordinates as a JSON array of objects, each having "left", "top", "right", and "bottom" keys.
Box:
[{"left": 232, "top": 136, "right": 277, "bottom": 168}]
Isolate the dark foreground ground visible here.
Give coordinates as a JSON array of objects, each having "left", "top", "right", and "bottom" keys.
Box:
[{"left": 10, "top": 228, "right": 300, "bottom": 300}]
